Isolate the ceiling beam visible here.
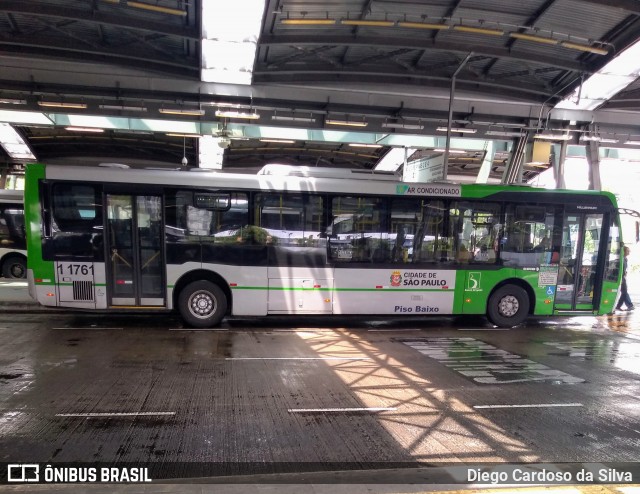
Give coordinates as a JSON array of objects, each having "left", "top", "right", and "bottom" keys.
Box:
[
  {"left": 0, "top": 0, "right": 198, "bottom": 39},
  {"left": 574, "top": 0, "right": 640, "bottom": 15},
  {"left": 260, "top": 35, "right": 587, "bottom": 73},
  {"left": 0, "top": 40, "right": 198, "bottom": 76}
]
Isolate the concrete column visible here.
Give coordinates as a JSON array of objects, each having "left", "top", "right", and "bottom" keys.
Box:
[
  {"left": 585, "top": 140, "right": 602, "bottom": 191},
  {"left": 475, "top": 141, "right": 494, "bottom": 184},
  {"left": 554, "top": 140, "right": 568, "bottom": 189}
]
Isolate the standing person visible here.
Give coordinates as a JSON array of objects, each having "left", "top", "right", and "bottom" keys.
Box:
[{"left": 616, "top": 245, "right": 634, "bottom": 312}]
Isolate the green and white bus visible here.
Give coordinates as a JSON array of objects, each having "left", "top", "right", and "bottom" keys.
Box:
[
  {"left": 24, "top": 162, "right": 622, "bottom": 327},
  {"left": 0, "top": 189, "right": 27, "bottom": 279}
]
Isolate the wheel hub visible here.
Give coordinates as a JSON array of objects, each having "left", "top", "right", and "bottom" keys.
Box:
[
  {"left": 190, "top": 291, "right": 216, "bottom": 318},
  {"left": 498, "top": 295, "right": 519, "bottom": 317}
]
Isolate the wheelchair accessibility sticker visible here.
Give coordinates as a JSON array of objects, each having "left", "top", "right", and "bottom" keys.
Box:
[{"left": 545, "top": 286, "right": 556, "bottom": 296}]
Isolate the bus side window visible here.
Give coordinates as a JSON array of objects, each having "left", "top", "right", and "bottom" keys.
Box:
[{"left": 329, "top": 196, "right": 385, "bottom": 262}]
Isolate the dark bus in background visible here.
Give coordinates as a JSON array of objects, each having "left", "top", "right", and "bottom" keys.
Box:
[{"left": 0, "top": 189, "right": 26, "bottom": 279}]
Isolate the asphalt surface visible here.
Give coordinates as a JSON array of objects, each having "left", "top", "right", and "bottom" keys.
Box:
[{"left": 0, "top": 280, "right": 639, "bottom": 492}]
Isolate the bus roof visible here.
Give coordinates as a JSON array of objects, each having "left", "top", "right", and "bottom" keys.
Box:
[{"left": 31, "top": 163, "right": 616, "bottom": 205}]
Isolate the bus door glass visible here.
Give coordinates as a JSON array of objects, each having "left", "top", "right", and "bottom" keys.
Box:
[
  {"left": 106, "top": 194, "right": 164, "bottom": 307},
  {"left": 556, "top": 212, "right": 603, "bottom": 310}
]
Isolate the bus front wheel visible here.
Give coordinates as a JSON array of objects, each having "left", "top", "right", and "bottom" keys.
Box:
[
  {"left": 487, "top": 284, "right": 530, "bottom": 327},
  {"left": 178, "top": 280, "right": 227, "bottom": 328},
  {"left": 2, "top": 255, "right": 26, "bottom": 279}
]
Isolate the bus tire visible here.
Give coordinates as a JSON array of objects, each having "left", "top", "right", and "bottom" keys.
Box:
[
  {"left": 2, "top": 255, "right": 26, "bottom": 279},
  {"left": 178, "top": 280, "right": 227, "bottom": 328},
  {"left": 487, "top": 284, "right": 530, "bottom": 327}
]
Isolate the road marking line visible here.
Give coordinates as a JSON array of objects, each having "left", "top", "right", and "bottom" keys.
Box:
[
  {"left": 272, "top": 329, "right": 335, "bottom": 332},
  {"left": 288, "top": 407, "right": 397, "bottom": 413},
  {"left": 458, "top": 328, "right": 511, "bottom": 331},
  {"left": 226, "top": 357, "right": 371, "bottom": 360},
  {"left": 52, "top": 327, "right": 124, "bottom": 330},
  {"left": 474, "top": 403, "right": 584, "bottom": 409},
  {"left": 368, "top": 328, "right": 421, "bottom": 332},
  {"left": 56, "top": 412, "right": 175, "bottom": 417},
  {"left": 169, "top": 328, "right": 228, "bottom": 331}
]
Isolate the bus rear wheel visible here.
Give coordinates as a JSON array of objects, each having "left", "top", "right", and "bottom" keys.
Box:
[
  {"left": 178, "top": 280, "right": 227, "bottom": 328},
  {"left": 2, "top": 255, "right": 26, "bottom": 279},
  {"left": 487, "top": 284, "right": 530, "bottom": 327}
]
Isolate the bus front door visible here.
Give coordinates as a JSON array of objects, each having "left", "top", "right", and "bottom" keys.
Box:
[
  {"left": 106, "top": 194, "right": 165, "bottom": 307},
  {"left": 555, "top": 212, "right": 604, "bottom": 311}
]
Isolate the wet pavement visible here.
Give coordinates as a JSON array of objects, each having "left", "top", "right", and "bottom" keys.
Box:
[{"left": 0, "top": 281, "right": 639, "bottom": 491}]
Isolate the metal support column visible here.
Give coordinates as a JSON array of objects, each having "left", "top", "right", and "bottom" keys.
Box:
[
  {"left": 501, "top": 133, "right": 529, "bottom": 184},
  {"left": 443, "top": 53, "right": 473, "bottom": 180},
  {"left": 585, "top": 140, "right": 602, "bottom": 191},
  {"left": 475, "top": 140, "right": 495, "bottom": 184}
]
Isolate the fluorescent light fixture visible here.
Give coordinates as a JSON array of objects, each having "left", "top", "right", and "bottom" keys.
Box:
[
  {"left": 260, "top": 138, "right": 295, "bottom": 143},
  {"left": 556, "top": 38, "right": 640, "bottom": 111},
  {"left": 623, "top": 140, "right": 640, "bottom": 145},
  {"left": 382, "top": 122, "right": 424, "bottom": 130},
  {"left": 348, "top": 143, "right": 383, "bottom": 148},
  {"left": 453, "top": 25, "right": 504, "bottom": 36},
  {"left": 166, "top": 133, "right": 203, "bottom": 138},
  {"left": 397, "top": 22, "right": 449, "bottom": 30},
  {"left": 495, "top": 121, "right": 527, "bottom": 128},
  {"left": 486, "top": 130, "right": 523, "bottom": 137},
  {"left": 201, "top": 0, "right": 265, "bottom": 85},
  {"left": 114, "top": 129, "right": 153, "bottom": 135},
  {"left": 560, "top": 41, "right": 608, "bottom": 55},
  {"left": 509, "top": 32, "right": 559, "bottom": 45},
  {"left": 0, "top": 98, "right": 27, "bottom": 105},
  {"left": 99, "top": 104, "right": 147, "bottom": 112},
  {"left": 326, "top": 118, "right": 367, "bottom": 127},
  {"left": 434, "top": 148, "right": 467, "bottom": 154},
  {"left": 534, "top": 132, "right": 571, "bottom": 141},
  {"left": 580, "top": 135, "right": 618, "bottom": 143},
  {"left": 126, "top": 1, "right": 186, "bottom": 16},
  {"left": 65, "top": 126, "right": 105, "bottom": 133},
  {"left": 271, "top": 114, "right": 316, "bottom": 123},
  {"left": 215, "top": 110, "right": 260, "bottom": 119},
  {"left": 436, "top": 126, "right": 477, "bottom": 134},
  {"left": 38, "top": 101, "right": 87, "bottom": 109},
  {"left": 0, "top": 123, "right": 36, "bottom": 161},
  {"left": 159, "top": 108, "right": 204, "bottom": 116},
  {"left": 281, "top": 18, "right": 336, "bottom": 25},
  {"left": 340, "top": 19, "right": 395, "bottom": 27}
]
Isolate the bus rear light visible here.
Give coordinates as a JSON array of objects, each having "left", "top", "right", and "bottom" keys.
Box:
[
  {"left": 35, "top": 278, "right": 43, "bottom": 283},
  {"left": 376, "top": 285, "right": 383, "bottom": 289},
  {"left": 230, "top": 283, "right": 237, "bottom": 287}
]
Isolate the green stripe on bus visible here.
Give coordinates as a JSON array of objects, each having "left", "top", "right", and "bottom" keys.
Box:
[{"left": 230, "top": 286, "right": 454, "bottom": 292}]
